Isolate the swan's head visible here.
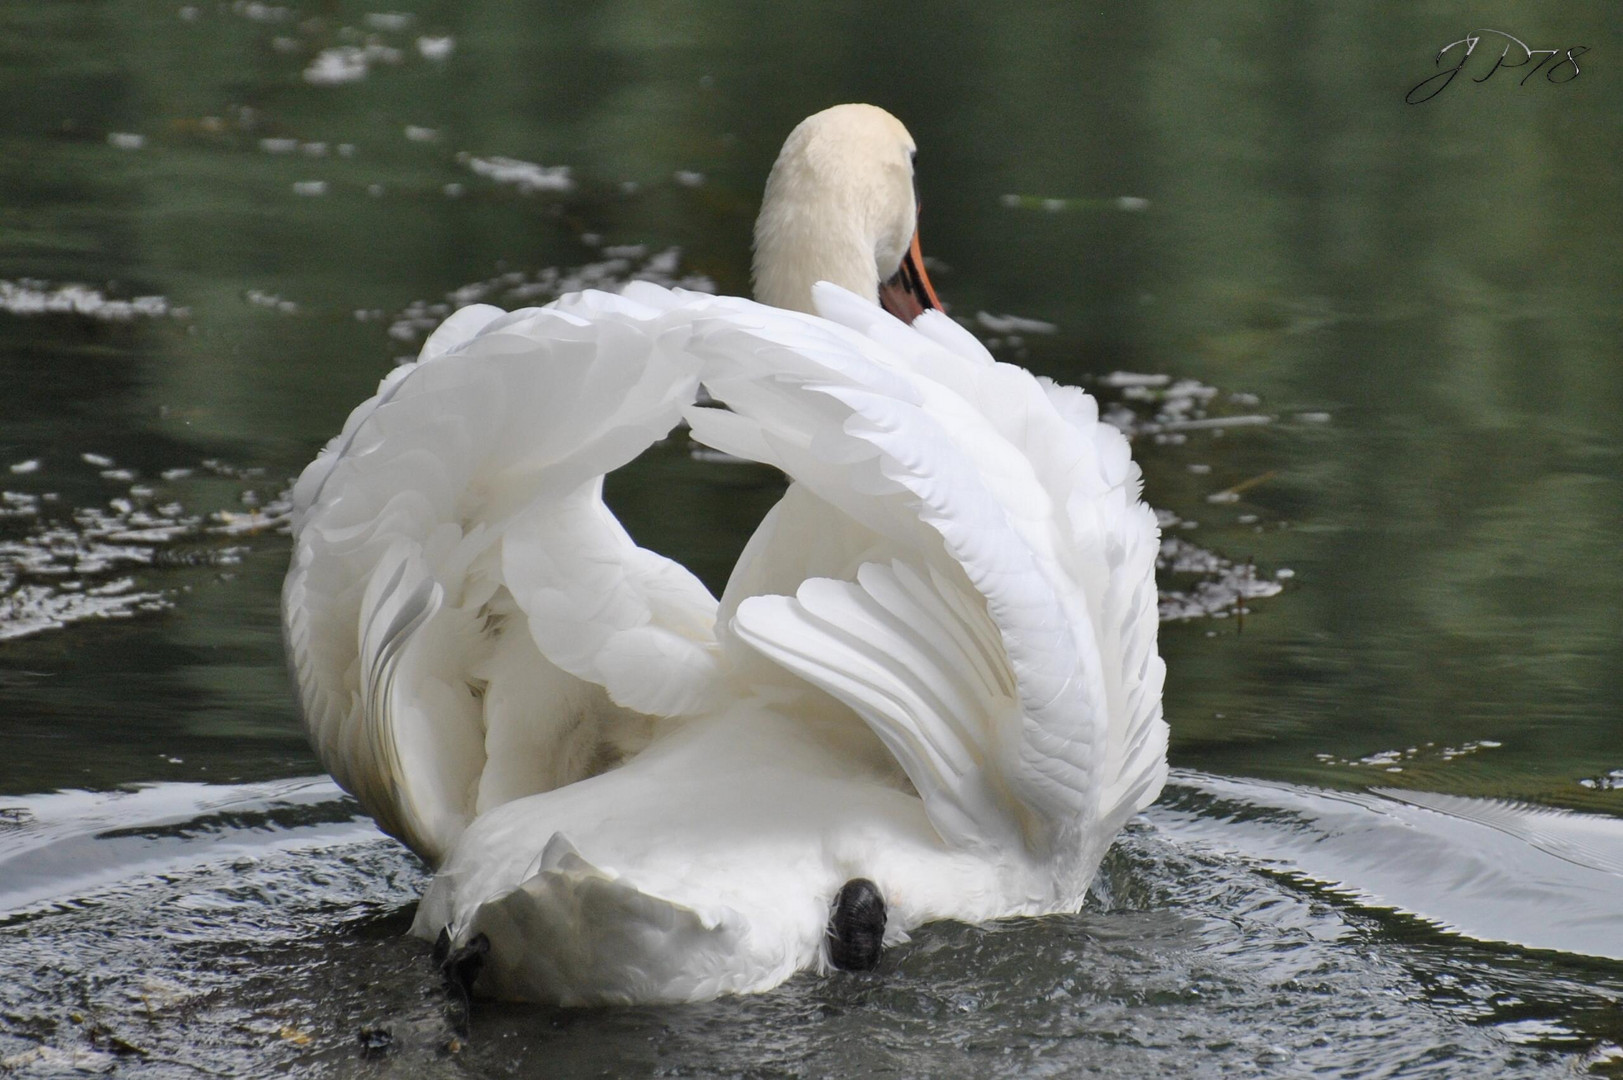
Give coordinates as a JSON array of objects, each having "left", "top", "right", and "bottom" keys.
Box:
[{"left": 752, "top": 104, "right": 942, "bottom": 320}]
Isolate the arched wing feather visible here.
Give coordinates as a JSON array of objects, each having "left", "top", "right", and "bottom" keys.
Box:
[
  {"left": 283, "top": 290, "right": 720, "bottom": 864},
  {"left": 285, "top": 279, "right": 1164, "bottom": 868},
  {"left": 687, "top": 285, "right": 1166, "bottom": 854}
]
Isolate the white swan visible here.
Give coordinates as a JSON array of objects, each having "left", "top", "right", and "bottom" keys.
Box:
[{"left": 282, "top": 104, "right": 1167, "bottom": 1005}]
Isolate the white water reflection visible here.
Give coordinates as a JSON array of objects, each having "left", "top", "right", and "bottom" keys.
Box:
[
  {"left": 0, "top": 777, "right": 374, "bottom": 916},
  {"left": 0, "top": 280, "right": 189, "bottom": 322},
  {"left": 1158, "top": 771, "right": 1623, "bottom": 960}
]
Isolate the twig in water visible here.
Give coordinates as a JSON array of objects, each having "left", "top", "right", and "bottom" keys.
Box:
[
  {"left": 1235, "top": 557, "right": 1254, "bottom": 634},
  {"left": 1211, "top": 470, "right": 1278, "bottom": 502}
]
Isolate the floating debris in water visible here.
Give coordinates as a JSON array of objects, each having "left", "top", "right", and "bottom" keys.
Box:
[
  {"left": 303, "top": 44, "right": 401, "bottom": 85},
  {"left": 0, "top": 280, "right": 189, "bottom": 322},
  {"left": 1, "top": 492, "right": 39, "bottom": 519},
  {"left": 417, "top": 35, "right": 454, "bottom": 60},
  {"left": 363, "top": 11, "right": 413, "bottom": 31},
  {"left": 999, "top": 193, "right": 1151, "bottom": 212},
  {"left": 972, "top": 312, "right": 1056, "bottom": 355},
  {"left": 1314, "top": 740, "right": 1506, "bottom": 770},
  {"left": 673, "top": 170, "right": 706, "bottom": 188},
  {"left": 1101, "top": 372, "right": 1171, "bottom": 389},
  {"left": 459, "top": 153, "right": 574, "bottom": 194},
  {"left": 232, "top": 0, "right": 292, "bottom": 22},
  {"left": 403, "top": 125, "right": 438, "bottom": 143},
  {"left": 1156, "top": 535, "right": 1283, "bottom": 622},
  {"left": 1578, "top": 769, "right": 1623, "bottom": 791},
  {"left": 292, "top": 180, "right": 327, "bottom": 197},
  {"left": 0, "top": 456, "right": 289, "bottom": 641},
  {"left": 1097, "top": 375, "right": 1274, "bottom": 439},
  {"left": 975, "top": 312, "right": 1057, "bottom": 336},
  {"left": 245, "top": 289, "right": 298, "bottom": 314},
  {"left": 1205, "top": 470, "right": 1277, "bottom": 504},
  {"left": 107, "top": 132, "right": 145, "bottom": 151}
]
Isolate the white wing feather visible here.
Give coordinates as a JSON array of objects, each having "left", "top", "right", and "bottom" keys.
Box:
[
  {"left": 286, "top": 279, "right": 1164, "bottom": 873},
  {"left": 283, "top": 290, "right": 718, "bottom": 864},
  {"left": 689, "top": 284, "right": 1166, "bottom": 856}
]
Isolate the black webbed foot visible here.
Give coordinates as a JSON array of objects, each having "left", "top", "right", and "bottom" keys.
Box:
[
  {"left": 439, "top": 931, "right": 490, "bottom": 998},
  {"left": 826, "top": 878, "right": 886, "bottom": 971},
  {"left": 434, "top": 928, "right": 489, "bottom": 1034}
]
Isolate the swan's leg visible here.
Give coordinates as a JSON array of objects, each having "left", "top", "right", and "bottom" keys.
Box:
[
  {"left": 826, "top": 878, "right": 886, "bottom": 971},
  {"left": 432, "top": 928, "right": 490, "bottom": 1029},
  {"left": 441, "top": 931, "right": 490, "bottom": 995}
]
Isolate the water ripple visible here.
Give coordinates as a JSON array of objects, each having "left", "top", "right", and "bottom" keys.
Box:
[
  {"left": 1155, "top": 770, "right": 1623, "bottom": 960},
  {"left": 0, "top": 774, "right": 1617, "bottom": 1076}
]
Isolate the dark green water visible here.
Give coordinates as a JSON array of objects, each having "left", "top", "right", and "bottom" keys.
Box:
[{"left": 2, "top": 2, "right": 1620, "bottom": 1076}]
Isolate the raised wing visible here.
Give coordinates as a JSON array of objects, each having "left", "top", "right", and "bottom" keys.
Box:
[
  {"left": 686, "top": 284, "right": 1166, "bottom": 857},
  {"left": 283, "top": 289, "right": 720, "bottom": 865}
]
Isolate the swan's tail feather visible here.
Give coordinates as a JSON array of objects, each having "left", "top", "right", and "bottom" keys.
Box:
[{"left": 416, "top": 834, "right": 768, "bottom": 1006}]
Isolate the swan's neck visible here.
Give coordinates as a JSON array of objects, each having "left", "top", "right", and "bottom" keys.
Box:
[
  {"left": 753, "top": 195, "right": 883, "bottom": 316},
  {"left": 751, "top": 146, "right": 910, "bottom": 316}
]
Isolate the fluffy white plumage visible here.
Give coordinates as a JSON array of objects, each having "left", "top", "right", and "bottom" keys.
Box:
[{"left": 283, "top": 106, "right": 1166, "bottom": 1005}]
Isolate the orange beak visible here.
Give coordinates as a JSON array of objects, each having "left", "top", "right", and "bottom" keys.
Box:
[{"left": 877, "top": 227, "right": 942, "bottom": 324}]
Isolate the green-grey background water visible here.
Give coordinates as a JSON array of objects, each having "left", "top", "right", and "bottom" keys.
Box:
[{"left": 2, "top": 2, "right": 1620, "bottom": 1076}]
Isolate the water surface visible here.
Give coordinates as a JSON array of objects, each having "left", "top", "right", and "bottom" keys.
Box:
[{"left": 2, "top": 2, "right": 1620, "bottom": 1076}]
